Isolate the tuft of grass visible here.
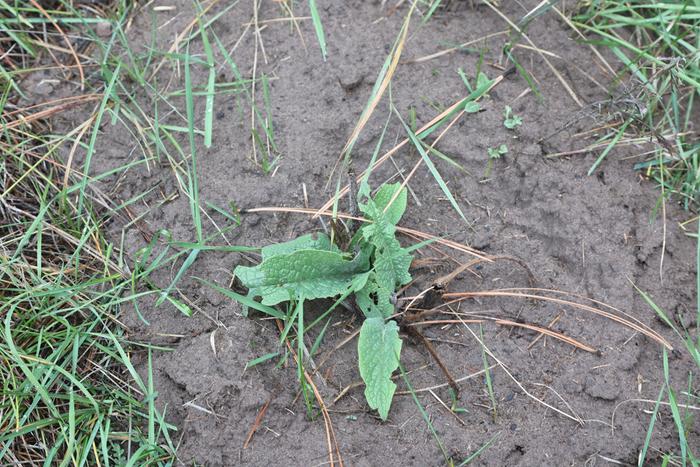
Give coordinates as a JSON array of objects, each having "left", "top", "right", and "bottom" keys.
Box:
[
  {"left": 633, "top": 219, "right": 699, "bottom": 465},
  {"left": 0, "top": 0, "right": 255, "bottom": 463},
  {"left": 0, "top": 115, "right": 176, "bottom": 464},
  {"left": 572, "top": 1, "right": 700, "bottom": 209}
]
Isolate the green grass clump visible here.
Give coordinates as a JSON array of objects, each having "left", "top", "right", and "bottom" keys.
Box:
[
  {"left": 573, "top": 1, "right": 700, "bottom": 209},
  {"left": 634, "top": 224, "right": 699, "bottom": 466},
  {"left": 0, "top": 127, "right": 176, "bottom": 464}
]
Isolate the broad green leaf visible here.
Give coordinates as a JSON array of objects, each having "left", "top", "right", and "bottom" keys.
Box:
[
  {"left": 351, "top": 271, "right": 371, "bottom": 292},
  {"left": 375, "top": 243, "right": 412, "bottom": 288},
  {"left": 356, "top": 273, "right": 395, "bottom": 318},
  {"left": 262, "top": 232, "right": 337, "bottom": 260},
  {"left": 370, "top": 183, "right": 407, "bottom": 225},
  {"left": 464, "top": 101, "right": 481, "bottom": 113},
  {"left": 360, "top": 200, "right": 397, "bottom": 250},
  {"left": 358, "top": 317, "right": 402, "bottom": 420},
  {"left": 235, "top": 249, "right": 367, "bottom": 305}
]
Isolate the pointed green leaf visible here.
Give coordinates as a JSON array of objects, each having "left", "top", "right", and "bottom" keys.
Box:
[
  {"left": 358, "top": 317, "right": 402, "bottom": 420},
  {"left": 397, "top": 114, "right": 469, "bottom": 225},
  {"left": 371, "top": 183, "right": 407, "bottom": 225}
]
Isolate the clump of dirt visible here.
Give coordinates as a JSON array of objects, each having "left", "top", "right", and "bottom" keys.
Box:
[{"left": 68, "top": 0, "right": 697, "bottom": 465}]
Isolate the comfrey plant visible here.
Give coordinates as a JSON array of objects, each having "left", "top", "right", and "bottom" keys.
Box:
[{"left": 234, "top": 181, "right": 412, "bottom": 419}]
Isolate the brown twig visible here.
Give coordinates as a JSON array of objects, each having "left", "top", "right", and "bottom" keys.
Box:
[
  {"left": 243, "top": 396, "right": 272, "bottom": 449},
  {"left": 442, "top": 289, "right": 672, "bottom": 350}
]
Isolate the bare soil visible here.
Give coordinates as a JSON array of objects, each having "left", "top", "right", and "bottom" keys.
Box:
[{"left": 48, "top": 0, "right": 699, "bottom": 465}]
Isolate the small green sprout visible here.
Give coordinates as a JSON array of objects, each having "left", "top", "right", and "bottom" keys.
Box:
[
  {"left": 484, "top": 144, "right": 507, "bottom": 179},
  {"left": 503, "top": 106, "right": 522, "bottom": 129},
  {"left": 487, "top": 144, "right": 508, "bottom": 159}
]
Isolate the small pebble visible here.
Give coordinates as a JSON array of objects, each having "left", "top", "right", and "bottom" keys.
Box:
[
  {"left": 32, "top": 79, "right": 57, "bottom": 96},
  {"left": 96, "top": 21, "right": 112, "bottom": 37}
]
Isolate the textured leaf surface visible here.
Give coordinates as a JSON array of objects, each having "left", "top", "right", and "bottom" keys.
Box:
[
  {"left": 370, "top": 183, "right": 407, "bottom": 226},
  {"left": 356, "top": 184, "right": 412, "bottom": 319},
  {"left": 358, "top": 317, "right": 402, "bottom": 420},
  {"left": 375, "top": 242, "right": 412, "bottom": 288},
  {"left": 355, "top": 272, "right": 394, "bottom": 318},
  {"left": 235, "top": 249, "right": 366, "bottom": 305},
  {"left": 261, "top": 233, "right": 336, "bottom": 260}
]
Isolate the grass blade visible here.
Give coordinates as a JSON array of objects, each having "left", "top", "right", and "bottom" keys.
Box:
[
  {"left": 184, "top": 42, "right": 203, "bottom": 243},
  {"left": 308, "top": 0, "right": 327, "bottom": 60},
  {"left": 196, "top": 278, "right": 285, "bottom": 319},
  {"left": 395, "top": 107, "right": 469, "bottom": 225},
  {"left": 587, "top": 118, "right": 633, "bottom": 176}
]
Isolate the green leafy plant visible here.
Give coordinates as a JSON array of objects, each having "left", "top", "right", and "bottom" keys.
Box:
[
  {"left": 234, "top": 182, "right": 412, "bottom": 420},
  {"left": 484, "top": 144, "right": 508, "bottom": 179},
  {"left": 503, "top": 106, "right": 522, "bottom": 129},
  {"left": 487, "top": 144, "right": 508, "bottom": 159}
]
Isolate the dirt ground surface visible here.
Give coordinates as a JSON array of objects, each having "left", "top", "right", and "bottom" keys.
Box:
[{"left": 44, "top": 0, "right": 699, "bottom": 465}]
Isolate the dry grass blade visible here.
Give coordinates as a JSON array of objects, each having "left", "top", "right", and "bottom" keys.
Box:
[
  {"left": 495, "top": 319, "right": 597, "bottom": 353},
  {"left": 315, "top": 74, "right": 506, "bottom": 218},
  {"left": 3, "top": 95, "right": 102, "bottom": 130},
  {"left": 396, "top": 365, "right": 495, "bottom": 395},
  {"left": 28, "top": 0, "right": 84, "bottom": 89},
  {"left": 149, "top": 0, "right": 223, "bottom": 79},
  {"left": 483, "top": 0, "right": 583, "bottom": 107},
  {"left": 406, "top": 318, "right": 595, "bottom": 353},
  {"left": 243, "top": 397, "right": 272, "bottom": 449},
  {"left": 329, "top": 3, "right": 415, "bottom": 181},
  {"left": 457, "top": 317, "right": 584, "bottom": 424},
  {"left": 550, "top": 6, "right": 615, "bottom": 77},
  {"left": 63, "top": 113, "right": 97, "bottom": 188},
  {"left": 241, "top": 206, "right": 491, "bottom": 260},
  {"left": 405, "top": 30, "right": 508, "bottom": 63},
  {"left": 528, "top": 313, "right": 562, "bottom": 349},
  {"left": 442, "top": 289, "right": 672, "bottom": 350}
]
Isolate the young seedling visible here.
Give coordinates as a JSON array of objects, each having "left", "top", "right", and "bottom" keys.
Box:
[
  {"left": 234, "top": 182, "right": 412, "bottom": 420},
  {"left": 503, "top": 106, "right": 522, "bottom": 129},
  {"left": 488, "top": 144, "right": 508, "bottom": 159},
  {"left": 484, "top": 144, "right": 508, "bottom": 179}
]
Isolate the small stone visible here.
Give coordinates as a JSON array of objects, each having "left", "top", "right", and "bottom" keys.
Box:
[
  {"left": 471, "top": 230, "right": 491, "bottom": 250},
  {"left": 96, "top": 21, "right": 112, "bottom": 37},
  {"left": 584, "top": 372, "right": 620, "bottom": 401},
  {"left": 32, "top": 79, "right": 56, "bottom": 96}
]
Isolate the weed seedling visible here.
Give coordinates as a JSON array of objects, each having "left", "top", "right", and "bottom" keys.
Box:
[
  {"left": 233, "top": 181, "right": 412, "bottom": 420},
  {"left": 484, "top": 144, "right": 508, "bottom": 179},
  {"left": 503, "top": 105, "right": 522, "bottom": 129}
]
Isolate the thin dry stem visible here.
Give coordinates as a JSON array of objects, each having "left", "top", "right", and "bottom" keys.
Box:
[{"left": 442, "top": 289, "right": 672, "bottom": 350}]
